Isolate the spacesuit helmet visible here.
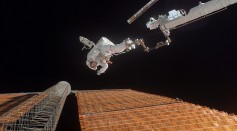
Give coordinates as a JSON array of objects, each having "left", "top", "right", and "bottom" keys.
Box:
[{"left": 89, "top": 61, "right": 98, "bottom": 69}]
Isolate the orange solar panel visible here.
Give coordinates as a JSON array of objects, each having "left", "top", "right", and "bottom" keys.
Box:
[
  {"left": 76, "top": 89, "right": 237, "bottom": 131},
  {"left": 0, "top": 94, "right": 35, "bottom": 117},
  {"left": 0, "top": 93, "right": 36, "bottom": 131}
]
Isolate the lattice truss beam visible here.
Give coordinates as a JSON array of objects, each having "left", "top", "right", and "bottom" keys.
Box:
[{"left": 0, "top": 81, "right": 71, "bottom": 131}]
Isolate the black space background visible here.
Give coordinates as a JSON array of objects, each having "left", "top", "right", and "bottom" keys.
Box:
[{"left": 1, "top": 0, "right": 237, "bottom": 130}]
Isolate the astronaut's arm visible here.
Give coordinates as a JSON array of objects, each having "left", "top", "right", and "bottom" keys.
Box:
[{"left": 97, "top": 61, "right": 108, "bottom": 75}]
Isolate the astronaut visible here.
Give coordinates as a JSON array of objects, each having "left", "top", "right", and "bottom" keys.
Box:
[{"left": 79, "top": 36, "right": 144, "bottom": 75}]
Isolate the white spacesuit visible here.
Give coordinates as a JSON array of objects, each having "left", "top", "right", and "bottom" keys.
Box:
[{"left": 79, "top": 36, "right": 138, "bottom": 75}]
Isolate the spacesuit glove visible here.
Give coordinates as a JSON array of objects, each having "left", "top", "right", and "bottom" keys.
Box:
[{"left": 97, "top": 71, "right": 101, "bottom": 75}]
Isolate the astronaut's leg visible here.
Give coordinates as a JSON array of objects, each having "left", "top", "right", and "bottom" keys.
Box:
[
  {"left": 109, "top": 43, "right": 128, "bottom": 53},
  {"left": 98, "top": 44, "right": 127, "bottom": 54},
  {"left": 105, "top": 39, "right": 139, "bottom": 53}
]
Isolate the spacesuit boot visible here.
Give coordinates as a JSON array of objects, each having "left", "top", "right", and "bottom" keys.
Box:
[{"left": 123, "top": 38, "right": 136, "bottom": 51}]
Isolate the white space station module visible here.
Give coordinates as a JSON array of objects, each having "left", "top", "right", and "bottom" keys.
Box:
[
  {"left": 80, "top": 0, "right": 236, "bottom": 75},
  {"left": 128, "top": 0, "right": 237, "bottom": 47}
]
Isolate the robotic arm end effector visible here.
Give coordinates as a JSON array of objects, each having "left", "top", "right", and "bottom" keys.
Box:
[
  {"left": 146, "top": 17, "right": 159, "bottom": 30},
  {"left": 134, "top": 38, "right": 149, "bottom": 52}
]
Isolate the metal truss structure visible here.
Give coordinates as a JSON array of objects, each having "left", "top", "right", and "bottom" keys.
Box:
[{"left": 0, "top": 81, "right": 71, "bottom": 131}]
